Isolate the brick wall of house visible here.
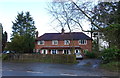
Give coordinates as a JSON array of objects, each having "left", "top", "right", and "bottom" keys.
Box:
[{"left": 35, "top": 40, "right": 92, "bottom": 52}]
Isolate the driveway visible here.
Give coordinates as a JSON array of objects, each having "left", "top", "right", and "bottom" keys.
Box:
[{"left": 2, "top": 59, "right": 119, "bottom": 76}]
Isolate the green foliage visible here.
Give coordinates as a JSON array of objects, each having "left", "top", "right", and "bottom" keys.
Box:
[
  {"left": 7, "top": 11, "right": 36, "bottom": 53},
  {"left": 100, "top": 61, "right": 120, "bottom": 72},
  {"left": 22, "top": 34, "right": 35, "bottom": 53},
  {"left": 103, "top": 24, "right": 120, "bottom": 49},
  {"left": 3, "top": 54, "right": 77, "bottom": 64},
  {"left": 84, "top": 50, "right": 96, "bottom": 58},
  {"left": 92, "top": 2, "right": 120, "bottom": 28},
  {"left": 101, "top": 47, "right": 120, "bottom": 63},
  {"left": 92, "top": 40, "right": 99, "bottom": 52},
  {"left": 92, "top": 2, "right": 120, "bottom": 49},
  {"left": 7, "top": 34, "right": 35, "bottom": 53},
  {"left": 2, "top": 54, "right": 9, "bottom": 60},
  {"left": 92, "top": 40, "right": 101, "bottom": 58},
  {"left": 12, "top": 11, "right": 36, "bottom": 37},
  {"left": 2, "top": 31, "right": 7, "bottom": 51}
]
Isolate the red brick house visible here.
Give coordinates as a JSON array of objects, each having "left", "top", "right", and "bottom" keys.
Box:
[{"left": 34, "top": 31, "right": 92, "bottom": 57}]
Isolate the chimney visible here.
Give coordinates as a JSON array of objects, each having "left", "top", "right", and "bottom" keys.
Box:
[{"left": 61, "top": 28, "right": 65, "bottom": 34}]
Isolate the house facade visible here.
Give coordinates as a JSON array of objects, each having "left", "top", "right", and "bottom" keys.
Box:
[{"left": 34, "top": 31, "right": 92, "bottom": 57}]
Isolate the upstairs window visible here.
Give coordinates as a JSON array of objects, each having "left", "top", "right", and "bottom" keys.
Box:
[
  {"left": 78, "top": 40, "right": 87, "bottom": 45},
  {"left": 37, "top": 40, "right": 44, "bottom": 45},
  {"left": 52, "top": 40, "right": 58, "bottom": 45},
  {"left": 64, "top": 40, "right": 70, "bottom": 45}
]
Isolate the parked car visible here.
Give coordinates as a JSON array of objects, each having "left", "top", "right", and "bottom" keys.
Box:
[
  {"left": 75, "top": 53, "right": 83, "bottom": 59},
  {"left": 2, "top": 51, "right": 10, "bottom": 54},
  {"left": 2, "top": 51, "right": 15, "bottom": 54}
]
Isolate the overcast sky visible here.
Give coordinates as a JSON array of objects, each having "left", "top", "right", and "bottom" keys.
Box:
[
  {"left": 0, "top": 0, "right": 94, "bottom": 41},
  {"left": 0, "top": 0, "right": 57, "bottom": 40}
]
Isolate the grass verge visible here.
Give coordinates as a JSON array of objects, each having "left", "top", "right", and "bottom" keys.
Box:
[{"left": 100, "top": 61, "right": 120, "bottom": 72}]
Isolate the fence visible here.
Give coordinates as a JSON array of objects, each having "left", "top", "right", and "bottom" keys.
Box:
[{"left": 3, "top": 54, "right": 77, "bottom": 64}]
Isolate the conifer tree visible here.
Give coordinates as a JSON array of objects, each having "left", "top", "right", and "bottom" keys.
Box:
[{"left": 8, "top": 11, "right": 36, "bottom": 53}]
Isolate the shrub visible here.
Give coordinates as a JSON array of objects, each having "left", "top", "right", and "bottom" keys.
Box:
[
  {"left": 84, "top": 50, "right": 96, "bottom": 58},
  {"left": 101, "top": 47, "right": 120, "bottom": 63},
  {"left": 2, "top": 54, "right": 9, "bottom": 60},
  {"left": 2, "top": 54, "right": 77, "bottom": 64}
]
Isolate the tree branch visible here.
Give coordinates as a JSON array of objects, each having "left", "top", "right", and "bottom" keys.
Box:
[{"left": 71, "top": 0, "right": 103, "bottom": 30}]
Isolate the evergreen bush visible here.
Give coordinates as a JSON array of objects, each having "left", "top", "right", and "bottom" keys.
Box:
[
  {"left": 84, "top": 50, "right": 96, "bottom": 58},
  {"left": 101, "top": 47, "right": 120, "bottom": 63}
]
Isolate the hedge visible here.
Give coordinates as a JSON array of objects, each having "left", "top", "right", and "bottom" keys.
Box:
[{"left": 2, "top": 54, "right": 77, "bottom": 64}]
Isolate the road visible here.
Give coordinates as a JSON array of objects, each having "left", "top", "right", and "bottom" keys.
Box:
[{"left": 2, "top": 59, "right": 119, "bottom": 76}]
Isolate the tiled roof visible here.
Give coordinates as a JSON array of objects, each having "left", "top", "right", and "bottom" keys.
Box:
[{"left": 36, "top": 32, "right": 92, "bottom": 41}]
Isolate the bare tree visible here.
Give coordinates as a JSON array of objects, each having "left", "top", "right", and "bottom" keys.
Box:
[
  {"left": 48, "top": 0, "right": 101, "bottom": 33},
  {"left": 48, "top": 0, "right": 120, "bottom": 49}
]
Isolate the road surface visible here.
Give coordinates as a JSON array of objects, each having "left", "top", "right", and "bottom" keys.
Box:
[{"left": 2, "top": 59, "right": 119, "bottom": 76}]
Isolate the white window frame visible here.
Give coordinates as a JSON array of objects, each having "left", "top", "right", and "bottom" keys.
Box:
[
  {"left": 63, "top": 49, "right": 71, "bottom": 54},
  {"left": 78, "top": 40, "right": 87, "bottom": 45},
  {"left": 37, "top": 40, "right": 44, "bottom": 45},
  {"left": 64, "top": 40, "right": 70, "bottom": 45},
  {"left": 75, "top": 49, "right": 80, "bottom": 54},
  {"left": 41, "top": 49, "right": 48, "bottom": 54},
  {"left": 51, "top": 50, "right": 58, "bottom": 54},
  {"left": 52, "top": 40, "right": 58, "bottom": 45},
  {"left": 36, "top": 49, "right": 39, "bottom": 52}
]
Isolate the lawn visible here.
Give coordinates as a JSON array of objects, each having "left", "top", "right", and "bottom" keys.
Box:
[{"left": 100, "top": 61, "right": 120, "bottom": 72}]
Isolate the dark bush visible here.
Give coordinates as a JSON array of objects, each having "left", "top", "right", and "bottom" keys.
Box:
[
  {"left": 2, "top": 54, "right": 9, "bottom": 60},
  {"left": 84, "top": 50, "right": 96, "bottom": 58},
  {"left": 101, "top": 47, "right": 120, "bottom": 63},
  {"left": 2, "top": 54, "right": 77, "bottom": 64}
]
